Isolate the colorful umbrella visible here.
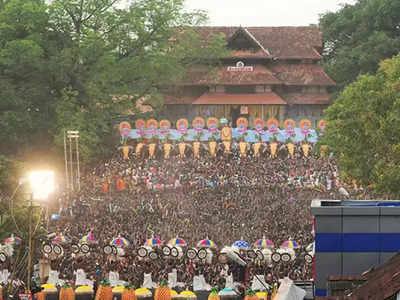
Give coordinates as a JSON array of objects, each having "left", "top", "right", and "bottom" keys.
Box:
[
  {"left": 4, "top": 235, "right": 22, "bottom": 245},
  {"left": 232, "top": 240, "right": 250, "bottom": 249},
  {"left": 254, "top": 238, "right": 274, "bottom": 248},
  {"left": 111, "top": 236, "right": 130, "bottom": 246},
  {"left": 168, "top": 237, "right": 187, "bottom": 247},
  {"left": 53, "top": 234, "right": 71, "bottom": 244},
  {"left": 145, "top": 237, "right": 162, "bottom": 247},
  {"left": 281, "top": 240, "right": 300, "bottom": 249},
  {"left": 197, "top": 239, "right": 216, "bottom": 248},
  {"left": 80, "top": 233, "right": 97, "bottom": 243},
  {"left": 306, "top": 242, "right": 314, "bottom": 252}
]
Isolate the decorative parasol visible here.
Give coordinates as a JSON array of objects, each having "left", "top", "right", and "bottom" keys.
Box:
[
  {"left": 197, "top": 239, "right": 216, "bottom": 248},
  {"left": 53, "top": 234, "right": 71, "bottom": 244},
  {"left": 4, "top": 234, "right": 22, "bottom": 245},
  {"left": 145, "top": 237, "right": 163, "bottom": 247},
  {"left": 254, "top": 237, "right": 274, "bottom": 248},
  {"left": 232, "top": 240, "right": 250, "bottom": 249},
  {"left": 111, "top": 236, "right": 130, "bottom": 247},
  {"left": 281, "top": 240, "right": 300, "bottom": 249},
  {"left": 306, "top": 242, "right": 315, "bottom": 252},
  {"left": 167, "top": 237, "right": 187, "bottom": 247},
  {"left": 80, "top": 233, "right": 97, "bottom": 244}
]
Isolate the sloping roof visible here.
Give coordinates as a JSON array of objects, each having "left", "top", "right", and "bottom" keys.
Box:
[
  {"left": 227, "top": 27, "right": 272, "bottom": 57},
  {"left": 283, "top": 93, "right": 331, "bottom": 105},
  {"left": 163, "top": 94, "right": 198, "bottom": 104},
  {"left": 350, "top": 253, "right": 400, "bottom": 300},
  {"left": 196, "top": 26, "right": 322, "bottom": 59},
  {"left": 182, "top": 64, "right": 282, "bottom": 86},
  {"left": 191, "top": 93, "right": 286, "bottom": 105},
  {"left": 243, "top": 28, "right": 271, "bottom": 56},
  {"left": 323, "top": 254, "right": 400, "bottom": 300},
  {"left": 182, "top": 63, "right": 335, "bottom": 87},
  {"left": 231, "top": 49, "right": 270, "bottom": 58},
  {"left": 270, "top": 64, "right": 336, "bottom": 86}
]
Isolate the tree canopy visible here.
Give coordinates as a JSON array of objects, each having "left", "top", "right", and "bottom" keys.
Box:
[
  {"left": 1, "top": 1, "right": 228, "bottom": 274},
  {"left": 320, "top": 0, "right": 400, "bottom": 93},
  {"left": 321, "top": 54, "right": 400, "bottom": 198},
  {"left": 0, "top": 0, "right": 228, "bottom": 163}
]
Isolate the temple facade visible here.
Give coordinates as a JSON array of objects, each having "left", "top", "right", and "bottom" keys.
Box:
[{"left": 161, "top": 26, "right": 335, "bottom": 128}]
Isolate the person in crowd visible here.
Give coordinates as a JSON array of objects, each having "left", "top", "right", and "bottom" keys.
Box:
[{"left": 4, "top": 143, "right": 372, "bottom": 291}]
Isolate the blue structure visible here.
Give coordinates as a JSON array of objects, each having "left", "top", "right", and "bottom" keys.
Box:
[{"left": 311, "top": 200, "right": 400, "bottom": 297}]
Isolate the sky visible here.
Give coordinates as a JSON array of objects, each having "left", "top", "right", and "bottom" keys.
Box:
[{"left": 184, "top": 0, "right": 357, "bottom": 27}]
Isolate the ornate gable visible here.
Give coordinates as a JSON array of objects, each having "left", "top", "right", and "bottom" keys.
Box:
[{"left": 227, "top": 27, "right": 270, "bottom": 56}]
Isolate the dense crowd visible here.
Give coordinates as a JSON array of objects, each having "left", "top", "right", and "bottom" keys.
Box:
[{"left": 3, "top": 141, "right": 372, "bottom": 294}]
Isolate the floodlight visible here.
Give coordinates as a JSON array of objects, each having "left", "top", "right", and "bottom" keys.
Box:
[{"left": 28, "top": 171, "right": 55, "bottom": 200}]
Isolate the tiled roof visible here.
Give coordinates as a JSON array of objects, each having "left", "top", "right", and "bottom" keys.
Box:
[
  {"left": 350, "top": 253, "right": 400, "bottom": 300},
  {"left": 163, "top": 94, "right": 197, "bottom": 105},
  {"left": 181, "top": 62, "right": 335, "bottom": 87},
  {"left": 231, "top": 49, "right": 270, "bottom": 58},
  {"left": 270, "top": 64, "right": 336, "bottom": 86},
  {"left": 322, "top": 254, "right": 400, "bottom": 300},
  {"left": 283, "top": 92, "right": 331, "bottom": 104},
  {"left": 196, "top": 26, "right": 322, "bottom": 59},
  {"left": 182, "top": 64, "right": 282, "bottom": 86},
  {"left": 191, "top": 93, "right": 286, "bottom": 105}
]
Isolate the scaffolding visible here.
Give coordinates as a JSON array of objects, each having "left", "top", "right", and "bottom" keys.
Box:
[{"left": 64, "top": 130, "right": 80, "bottom": 194}]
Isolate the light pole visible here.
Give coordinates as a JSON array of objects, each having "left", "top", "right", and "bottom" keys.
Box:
[
  {"left": 26, "top": 171, "right": 55, "bottom": 294},
  {"left": 27, "top": 193, "right": 34, "bottom": 294}
]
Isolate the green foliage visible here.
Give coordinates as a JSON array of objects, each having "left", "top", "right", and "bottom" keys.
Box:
[
  {"left": 321, "top": 54, "right": 400, "bottom": 198},
  {"left": 320, "top": 0, "right": 400, "bottom": 93},
  {"left": 0, "top": 155, "right": 21, "bottom": 195},
  {"left": 124, "top": 283, "right": 134, "bottom": 290},
  {"left": 54, "top": 87, "right": 115, "bottom": 162},
  {"left": 0, "top": 155, "right": 44, "bottom": 246},
  {"left": 62, "top": 282, "right": 72, "bottom": 289},
  {"left": 210, "top": 287, "right": 219, "bottom": 295},
  {"left": 158, "top": 278, "right": 168, "bottom": 287},
  {"left": 100, "top": 278, "right": 111, "bottom": 286},
  {"left": 0, "top": 0, "right": 228, "bottom": 252},
  {"left": 0, "top": 0, "right": 228, "bottom": 164},
  {"left": 245, "top": 289, "right": 256, "bottom": 296},
  {"left": 0, "top": 0, "right": 54, "bottom": 155}
]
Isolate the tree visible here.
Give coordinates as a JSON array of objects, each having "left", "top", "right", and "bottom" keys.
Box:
[
  {"left": 320, "top": 0, "right": 400, "bottom": 93},
  {"left": 0, "top": 0, "right": 228, "bottom": 162},
  {"left": 49, "top": 0, "right": 228, "bottom": 161},
  {"left": 0, "top": 0, "right": 55, "bottom": 156},
  {"left": 321, "top": 54, "right": 400, "bottom": 198}
]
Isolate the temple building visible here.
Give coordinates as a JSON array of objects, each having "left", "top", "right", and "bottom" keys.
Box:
[{"left": 161, "top": 26, "right": 335, "bottom": 127}]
